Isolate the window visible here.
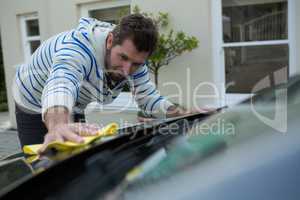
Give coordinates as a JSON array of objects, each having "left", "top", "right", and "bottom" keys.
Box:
[
  {"left": 89, "top": 6, "right": 130, "bottom": 24},
  {"left": 213, "top": 0, "right": 296, "bottom": 95},
  {"left": 79, "top": 0, "right": 130, "bottom": 24},
  {"left": 20, "top": 14, "right": 41, "bottom": 61}
]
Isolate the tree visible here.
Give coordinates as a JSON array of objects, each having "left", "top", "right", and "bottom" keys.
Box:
[{"left": 133, "top": 6, "right": 199, "bottom": 87}]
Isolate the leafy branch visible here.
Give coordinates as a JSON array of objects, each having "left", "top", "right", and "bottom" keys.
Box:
[{"left": 133, "top": 6, "right": 199, "bottom": 87}]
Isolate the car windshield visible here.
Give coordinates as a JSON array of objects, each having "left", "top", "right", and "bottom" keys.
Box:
[{"left": 117, "top": 76, "right": 300, "bottom": 200}]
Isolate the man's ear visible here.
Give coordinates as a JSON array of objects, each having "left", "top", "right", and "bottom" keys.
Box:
[{"left": 106, "top": 33, "right": 113, "bottom": 50}]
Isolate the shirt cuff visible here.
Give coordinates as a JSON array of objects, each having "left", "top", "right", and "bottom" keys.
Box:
[
  {"left": 151, "top": 99, "right": 174, "bottom": 119},
  {"left": 41, "top": 93, "right": 75, "bottom": 121}
]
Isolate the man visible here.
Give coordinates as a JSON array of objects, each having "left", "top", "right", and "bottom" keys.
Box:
[{"left": 13, "top": 14, "right": 186, "bottom": 152}]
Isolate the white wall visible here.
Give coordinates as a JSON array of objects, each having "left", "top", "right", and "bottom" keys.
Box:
[
  {"left": 0, "top": 0, "right": 107, "bottom": 127},
  {"left": 132, "top": 0, "right": 217, "bottom": 109},
  {"left": 0, "top": 0, "right": 46, "bottom": 128},
  {"left": 294, "top": 0, "right": 300, "bottom": 75},
  {"left": 1, "top": 0, "right": 300, "bottom": 128},
  {"left": 0, "top": 0, "right": 99, "bottom": 128}
]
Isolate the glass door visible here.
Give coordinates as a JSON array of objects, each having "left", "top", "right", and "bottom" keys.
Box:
[{"left": 213, "top": 0, "right": 295, "bottom": 95}]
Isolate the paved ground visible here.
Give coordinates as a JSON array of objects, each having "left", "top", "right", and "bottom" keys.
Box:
[{"left": 0, "top": 112, "right": 21, "bottom": 159}]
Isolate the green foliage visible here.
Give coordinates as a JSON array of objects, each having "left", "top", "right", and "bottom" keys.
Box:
[
  {"left": 0, "top": 84, "right": 7, "bottom": 113},
  {"left": 0, "top": 102, "right": 8, "bottom": 112},
  {"left": 0, "top": 41, "right": 4, "bottom": 91},
  {"left": 117, "top": 6, "right": 131, "bottom": 24},
  {"left": 0, "top": 37, "right": 8, "bottom": 108},
  {"left": 133, "top": 6, "right": 199, "bottom": 86},
  {"left": 0, "top": 90, "right": 7, "bottom": 102},
  {"left": 0, "top": 65, "right": 4, "bottom": 91}
]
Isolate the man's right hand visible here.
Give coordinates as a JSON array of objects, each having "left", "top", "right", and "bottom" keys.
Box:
[
  {"left": 38, "top": 123, "right": 100, "bottom": 153},
  {"left": 39, "top": 106, "right": 100, "bottom": 154}
]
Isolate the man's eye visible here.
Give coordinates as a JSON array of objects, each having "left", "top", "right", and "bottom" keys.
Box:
[
  {"left": 132, "top": 63, "right": 142, "bottom": 67},
  {"left": 120, "top": 54, "right": 128, "bottom": 61}
]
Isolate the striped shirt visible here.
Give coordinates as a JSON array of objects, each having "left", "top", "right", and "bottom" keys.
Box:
[{"left": 13, "top": 17, "right": 173, "bottom": 119}]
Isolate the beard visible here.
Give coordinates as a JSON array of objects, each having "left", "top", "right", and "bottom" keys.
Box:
[
  {"left": 104, "top": 49, "right": 126, "bottom": 83},
  {"left": 106, "top": 71, "right": 125, "bottom": 83}
]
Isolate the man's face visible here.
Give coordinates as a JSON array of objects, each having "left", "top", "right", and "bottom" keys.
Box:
[{"left": 105, "top": 35, "right": 149, "bottom": 82}]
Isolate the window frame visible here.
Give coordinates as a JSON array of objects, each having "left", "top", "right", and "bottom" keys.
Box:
[
  {"left": 79, "top": 0, "right": 131, "bottom": 18},
  {"left": 212, "top": 0, "right": 296, "bottom": 104},
  {"left": 19, "top": 13, "right": 41, "bottom": 62}
]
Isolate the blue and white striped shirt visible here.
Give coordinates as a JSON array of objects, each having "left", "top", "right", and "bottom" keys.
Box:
[{"left": 13, "top": 17, "right": 173, "bottom": 119}]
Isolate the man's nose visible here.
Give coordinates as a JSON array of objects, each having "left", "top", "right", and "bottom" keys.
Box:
[{"left": 122, "top": 61, "right": 132, "bottom": 76}]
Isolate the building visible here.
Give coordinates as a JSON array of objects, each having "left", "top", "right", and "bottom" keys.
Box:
[{"left": 0, "top": 0, "right": 299, "bottom": 128}]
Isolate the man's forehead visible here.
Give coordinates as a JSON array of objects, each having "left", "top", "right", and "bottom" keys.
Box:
[{"left": 117, "top": 41, "right": 148, "bottom": 61}]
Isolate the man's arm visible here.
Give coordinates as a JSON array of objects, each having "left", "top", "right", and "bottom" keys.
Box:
[
  {"left": 132, "top": 66, "right": 214, "bottom": 120},
  {"left": 39, "top": 40, "right": 98, "bottom": 153},
  {"left": 131, "top": 65, "right": 174, "bottom": 118}
]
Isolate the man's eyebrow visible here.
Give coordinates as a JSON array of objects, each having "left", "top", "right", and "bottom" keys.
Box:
[
  {"left": 120, "top": 52, "right": 144, "bottom": 65},
  {"left": 132, "top": 61, "right": 144, "bottom": 66},
  {"left": 120, "top": 52, "right": 129, "bottom": 59}
]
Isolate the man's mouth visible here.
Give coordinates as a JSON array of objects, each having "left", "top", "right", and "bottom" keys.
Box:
[{"left": 107, "top": 71, "right": 126, "bottom": 82}]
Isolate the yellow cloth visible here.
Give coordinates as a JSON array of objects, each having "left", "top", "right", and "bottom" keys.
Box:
[{"left": 23, "top": 123, "right": 119, "bottom": 155}]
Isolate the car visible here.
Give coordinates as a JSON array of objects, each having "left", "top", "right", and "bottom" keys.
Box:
[{"left": 0, "top": 76, "right": 299, "bottom": 200}]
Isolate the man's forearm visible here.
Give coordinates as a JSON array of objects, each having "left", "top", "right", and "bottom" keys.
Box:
[{"left": 44, "top": 106, "right": 70, "bottom": 131}]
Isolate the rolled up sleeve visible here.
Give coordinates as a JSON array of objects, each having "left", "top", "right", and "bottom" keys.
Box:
[{"left": 41, "top": 47, "right": 86, "bottom": 120}]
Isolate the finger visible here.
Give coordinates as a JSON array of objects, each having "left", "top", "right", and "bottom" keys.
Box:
[
  {"left": 202, "top": 107, "right": 216, "bottom": 112},
  {"left": 191, "top": 108, "right": 212, "bottom": 114},
  {"left": 138, "top": 116, "right": 155, "bottom": 122},
  {"left": 70, "top": 123, "right": 100, "bottom": 136},
  {"left": 62, "top": 131, "right": 84, "bottom": 143},
  {"left": 78, "top": 128, "right": 96, "bottom": 136},
  {"left": 68, "top": 123, "right": 80, "bottom": 132},
  {"left": 86, "top": 123, "right": 101, "bottom": 129},
  {"left": 137, "top": 117, "right": 144, "bottom": 122},
  {"left": 81, "top": 124, "right": 100, "bottom": 135},
  {"left": 38, "top": 133, "right": 64, "bottom": 154}
]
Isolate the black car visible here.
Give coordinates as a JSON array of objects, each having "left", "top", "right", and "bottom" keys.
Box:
[{"left": 0, "top": 76, "right": 299, "bottom": 200}]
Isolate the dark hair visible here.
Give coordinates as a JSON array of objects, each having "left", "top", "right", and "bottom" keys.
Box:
[{"left": 112, "top": 14, "right": 158, "bottom": 55}]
